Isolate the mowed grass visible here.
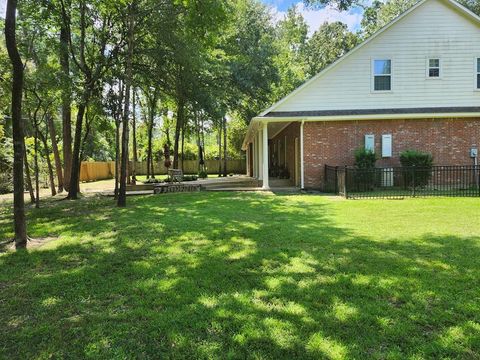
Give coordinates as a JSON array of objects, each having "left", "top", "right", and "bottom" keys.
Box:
[{"left": 0, "top": 193, "right": 479, "bottom": 359}]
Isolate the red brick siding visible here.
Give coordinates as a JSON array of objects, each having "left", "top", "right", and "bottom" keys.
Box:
[{"left": 304, "top": 118, "right": 480, "bottom": 189}]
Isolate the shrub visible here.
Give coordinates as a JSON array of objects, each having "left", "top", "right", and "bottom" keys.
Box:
[
  {"left": 143, "top": 178, "right": 162, "bottom": 184},
  {"left": 182, "top": 175, "right": 198, "bottom": 182},
  {"left": 198, "top": 171, "right": 208, "bottom": 179},
  {"left": 400, "top": 149, "right": 434, "bottom": 168},
  {"left": 353, "top": 148, "right": 377, "bottom": 191},
  {"left": 400, "top": 150, "right": 433, "bottom": 188},
  {"left": 354, "top": 148, "right": 377, "bottom": 169}
]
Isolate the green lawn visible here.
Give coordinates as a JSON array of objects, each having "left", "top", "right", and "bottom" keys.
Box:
[{"left": 0, "top": 193, "right": 479, "bottom": 359}]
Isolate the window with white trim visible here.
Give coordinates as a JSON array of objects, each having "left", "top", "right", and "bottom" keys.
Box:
[
  {"left": 365, "top": 134, "right": 375, "bottom": 152},
  {"left": 427, "top": 58, "right": 440, "bottom": 78},
  {"left": 373, "top": 59, "right": 392, "bottom": 91},
  {"left": 476, "top": 58, "right": 480, "bottom": 89},
  {"left": 382, "top": 134, "right": 392, "bottom": 158}
]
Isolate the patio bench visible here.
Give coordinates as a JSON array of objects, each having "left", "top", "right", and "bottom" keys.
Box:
[{"left": 168, "top": 169, "right": 183, "bottom": 183}]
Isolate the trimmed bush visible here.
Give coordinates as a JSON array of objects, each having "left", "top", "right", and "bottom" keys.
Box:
[
  {"left": 353, "top": 148, "right": 377, "bottom": 191},
  {"left": 400, "top": 149, "right": 434, "bottom": 168},
  {"left": 400, "top": 150, "right": 434, "bottom": 188},
  {"left": 354, "top": 148, "right": 377, "bottom": 169},
  {"left": 198, "top": 171, "right": 208, "bottom": 179}
]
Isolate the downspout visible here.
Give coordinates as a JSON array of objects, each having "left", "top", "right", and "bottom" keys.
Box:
[{"left": 300, "top": 120, "right": 305, "bottom": 190}]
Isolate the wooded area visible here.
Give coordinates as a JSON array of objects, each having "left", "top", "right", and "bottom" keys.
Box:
[{"left": 2, "top": 0, "right": 480, "bottom": 247}]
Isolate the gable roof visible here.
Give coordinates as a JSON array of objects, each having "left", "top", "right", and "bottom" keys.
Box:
[{"left": 258, "top": 0, "right": 480, "bottom": 118}]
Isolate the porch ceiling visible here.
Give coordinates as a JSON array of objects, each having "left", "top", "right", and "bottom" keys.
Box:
[{"left": 267, "top": 121, "right": 291, "bottom": 139}]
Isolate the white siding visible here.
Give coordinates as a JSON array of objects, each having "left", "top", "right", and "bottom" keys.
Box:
[{"left": 275, "top": 0, "right": 480, "bottom": 112}]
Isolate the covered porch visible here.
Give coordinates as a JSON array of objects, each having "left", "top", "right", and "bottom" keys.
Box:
[{"left": 243, "top": 119, "right": 305, "bottom": 190}]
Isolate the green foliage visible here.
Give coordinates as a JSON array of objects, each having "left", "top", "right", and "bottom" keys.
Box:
[
  {"left": 227, "top": 116, "right": 248, "bottom": 159},
  {"left": 354, "top": 148, "right": 377, "bottom": 169},
  {"left": 0, "top": 123, "right": 13, "bottom": 194},
  {"left": 198, "top": 170, "right": 208, "bottom": 179},
  {"left": 400, "top": 149, "right": 434, "bottom": 188},
  {"left": 304, "top": 22, "right": 359, "bottom": 77},
  {"left": 361, "top": 0, "right": 420, "bottom": 38},
  {"left": 271, "top": 6, "right": 308, "bottom": 100},
  {"left": 400, "top": 149, "right": 434, "bottom": 168},
  {"left": 303, "top": 0, "right": 357, "bottom": 11}
]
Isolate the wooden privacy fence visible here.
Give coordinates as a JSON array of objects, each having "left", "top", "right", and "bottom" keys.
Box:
[
  {"left": 80, "top": 161, "right": 115, "bottom": 182},
  {"left": 79, "top": 159, "right": 246, "bottom": 182},
  {"left": 133, "top": 159, "right": 246, "bottom": 176}
]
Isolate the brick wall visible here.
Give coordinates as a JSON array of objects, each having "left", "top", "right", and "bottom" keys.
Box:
[{"left": 304, "top": 118, "right": 480, "bottom": 189}]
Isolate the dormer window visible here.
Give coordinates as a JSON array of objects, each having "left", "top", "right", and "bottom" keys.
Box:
[
  {"left": 373, "top": 59, "right": 392, "bottom": 91},
  {"left": 427, "top": 58, "right": 440, "bottom": 78}
]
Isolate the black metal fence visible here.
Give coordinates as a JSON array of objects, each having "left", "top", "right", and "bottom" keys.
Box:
[{"left": 325, "top": 165, "right": 480, "bottom": 199}]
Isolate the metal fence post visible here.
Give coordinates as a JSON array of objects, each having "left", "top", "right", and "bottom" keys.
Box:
[
  {"left": 477, "top": 165, "right": 480, "bottom": 197},
  {"left": 334, "top": 166, "right": 339, "bottom": 195},
  {"left": 412, "top": 166, "right": 416, "bottom": 197},
  {"left": 344, "top": 166, "right": 348, "bottom": 198}
]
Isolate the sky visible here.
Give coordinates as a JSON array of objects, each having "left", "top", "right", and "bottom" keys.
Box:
[
  {"left": 0, "top": 0, "right": 365, "bottom": 34},
  {"left": 263, "top": 0, "right": 366, "bottom": 35}
]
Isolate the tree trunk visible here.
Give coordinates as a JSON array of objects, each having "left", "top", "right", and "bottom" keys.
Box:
[
  {"left": 195, "top": 112, "right": 201, "bottom": 173},
  {"left": 131, "top": 89, "right": 137, "bottom": 184},
  {"left": 181, "top": 121, "right": 185, "bottom": 173},
  {"left": 201, "top": 117, "right": 206, "bottom": 166},
  {"left": 223, "top": 116, "right": 227, "bottom": 177},
  {"left": 5, "top": 0, "right": 27, "bottom": 248},
  {"left": 118, "top": 5, "right": 134, "bottom": 207},
  {"left": 173, "top": 96, "right": 184, "bottom": 169},
  {"left": 67, "top": 100, "right": 87, "bottom": 199},
  {"left": 114, "top": 114, "right": 120, "bottom": 198},
  {"left": 218, "top": 124, "right": 222, "bottom": 176},
  {"left": 147, "top": 105, "right": 154, "bottom": 178},
  {"left": 23, "top": 143, "right": 35, "bottom": 204},
  {"left": 47, "top": 114, "right": 63, "bottom": 193},
  {"left": 33, "top": 121, "right": 40, "bottom": 208},
  {"left": 60, "top": 26, "right": 72, "bottom": 192},
  {"left": 39, "top": 130, "right": 56, "bottom": 196}
]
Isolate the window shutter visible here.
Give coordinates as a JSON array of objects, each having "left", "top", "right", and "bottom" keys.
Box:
[
  {"left": 365, "top": 134, "right": 375, "bottom": 152},
  {"left": 382, "top": 134, "right": 392, "bottom": 157}
]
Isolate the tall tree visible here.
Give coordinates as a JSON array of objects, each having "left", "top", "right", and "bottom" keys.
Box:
[
  {"left": 5, "top": 0, "right": 27, "bottom": 248},
  {"left": 60, "top": 0, "right": 122, "bottom": 199},
  {"left": 118, "top": 2, "right": 135, "bottom": 207},
  {"left": 59, "top": 25, "right": 72, "bottom": 192},
  {"left": 304, "top": 21, "right": 358, "bottom": 77}
]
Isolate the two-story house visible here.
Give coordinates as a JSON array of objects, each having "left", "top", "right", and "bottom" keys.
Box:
[{"left": 242, "top": 0, "right": 480, "bottom": 190}]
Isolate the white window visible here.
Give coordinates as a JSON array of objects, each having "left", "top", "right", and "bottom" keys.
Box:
[
  {"left": 373, "top": 59, "right": 392, "bottom": 91},
  {"left": 365, "top": 134, "right": 375, "bottom": 152},
  {"left": 382, "top": 134, "right": 392, "bottom": 158},
  {"left": 427, "top": 58, "right": 440, "bottom": 78},
  {"left": 476, "top": 58, "right": 480, "bottom": 89}
]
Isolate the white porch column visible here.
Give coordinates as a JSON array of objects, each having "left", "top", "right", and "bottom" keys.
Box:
[
  {"left": 258, "top": 129, "right": 263, "bottom": 180},
  {"left": 252, "top": 138, "right": 256, "bottom": 178},
  {"left": 262, "top": 122, "right": 269, "bottom": 189},
  {"left": 300, "top": 120, "right": 305, "bottom": 189},
  {"left": 246, "top": 145, "right": 250, "bottom": 176}
]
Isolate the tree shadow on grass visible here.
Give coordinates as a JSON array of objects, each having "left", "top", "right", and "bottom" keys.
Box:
[{"left": 0, "top": 192, "right": 479, "bottom": 359}]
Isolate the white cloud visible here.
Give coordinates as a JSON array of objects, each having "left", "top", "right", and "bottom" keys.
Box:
[{"left": 271, "top": 2, "right": 364, "bottom": 37}]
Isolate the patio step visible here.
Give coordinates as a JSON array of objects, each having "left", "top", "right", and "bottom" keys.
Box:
[
  {"left": 269, "top": 179, "right": 293, "bottom": 187},
  {"left": 200, "top": 179, "right": 260, "bottom": 189}
]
